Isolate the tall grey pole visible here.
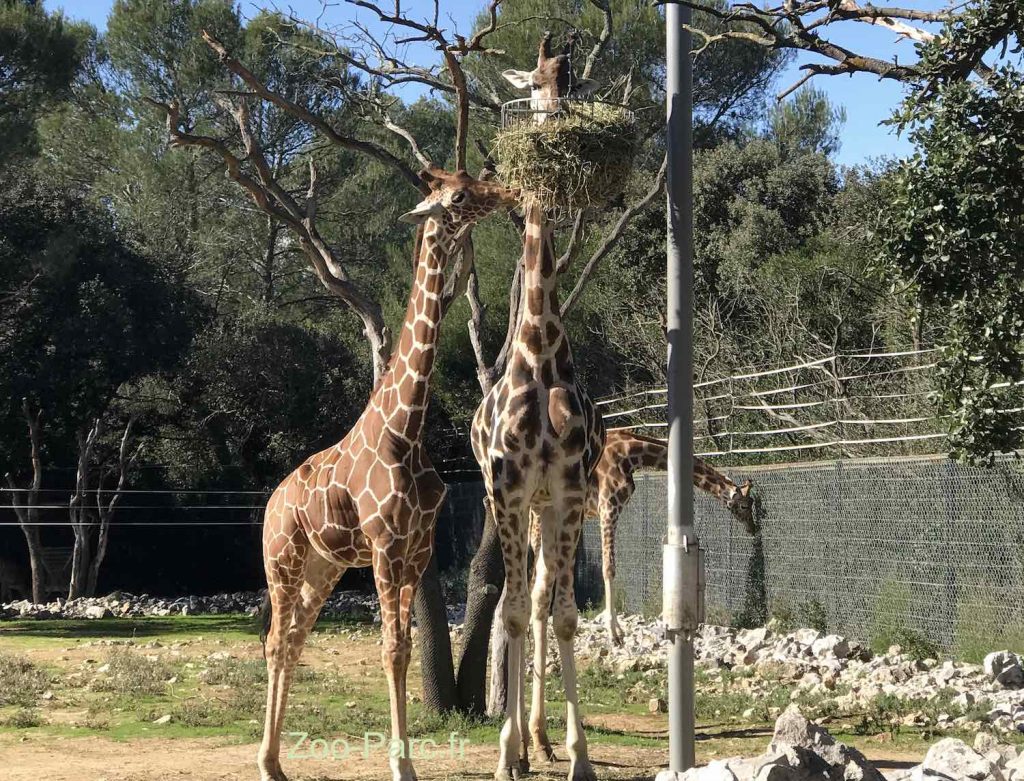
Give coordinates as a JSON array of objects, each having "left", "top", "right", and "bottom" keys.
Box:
[{"left": 660, "top": 1, "right": 700, "bottom": 777}]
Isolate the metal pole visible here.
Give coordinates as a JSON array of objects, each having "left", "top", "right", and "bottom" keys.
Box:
[{"left": 661, "top": 1, "right": 699, "bottom": 776}]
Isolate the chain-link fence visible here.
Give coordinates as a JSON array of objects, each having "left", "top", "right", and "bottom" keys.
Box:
[{"left": 570, "top": 453, "right": 1024, "bottom": 655}]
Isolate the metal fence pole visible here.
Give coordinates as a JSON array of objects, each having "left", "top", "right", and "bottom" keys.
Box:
[{"left": 660, "top": 3, "right": 700, "bottom": 777}]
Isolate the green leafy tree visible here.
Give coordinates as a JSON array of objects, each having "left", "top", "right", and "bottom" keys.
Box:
[
  {"left": 0, "top": 0, "right": 87, "bottom": 166},
  {"left": 0, "top": 170, "right": 194, "bottom": 600},
  {"left": 767, "top": 86, "right": 847, "bottom": 158},
  {"left": 882, "top": 64, "right": 1024, "bottom": 460}
]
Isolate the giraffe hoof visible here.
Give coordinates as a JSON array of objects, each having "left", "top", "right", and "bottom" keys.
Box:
[
  {"left": 495, "top": 765, "right": 520, "bottom": 781},
  {"left": 569, "top": 760, "right": 598, "bottom": 781},
  {"left": 535, "top": 741, "right": 558, "bottom": 764},
  {"left": 257, "top": 766, "right": 288, "bottom": 781},
  {"left": 608, "top": 624, "right": 625, "bottom": 647},
  {"left": 517, "top": 755, "right": 531, "bottom": 775}
]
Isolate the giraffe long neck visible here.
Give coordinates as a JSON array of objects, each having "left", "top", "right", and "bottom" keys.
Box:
[
  {"left": 626, "top": 437, "right": 736, "bottom": 504},
  {"left": 628, "top": 439, "right": 667, "bottom": 471},
  {"left": 694, "top": 457, "right": 737, "bottom": 506},
  {"left": 515, "top": 200, "right": 567, "bottom": 365},
  {"left": 376, "top": 219, "right": 452, "bottom": 440}
]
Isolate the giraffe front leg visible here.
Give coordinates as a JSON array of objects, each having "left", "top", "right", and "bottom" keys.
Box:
[
  {"left": 372, "top": 542, "right": 417, "bottom": 781},
  {"left": 599, "top": 508, "right": 624, "bottom": 647},
  {"left": 529, "top": 506, "right": 561, "bottom": 763},
  {"left": 553, "top": 497, "right": 597, "bottom": 781},
  {"left": 493, "top": 499, "right": 530, "bottom": 781}
]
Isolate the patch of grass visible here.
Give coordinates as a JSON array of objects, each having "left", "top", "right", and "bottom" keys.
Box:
[
  {"left": 869, "top": 581, "right": 941, "bottom": 660},
  {"left": 1, "top": 707, "right": 43, "bottom": 728},
  {"left": 0, "top": 653, "right": 50, "bottom": 706},
  {"left": 954, "top": 601, "right": 1024, "bottom": 662},
  {"left": 798, "top": 599, "right": 828, "bottom": 633},
  {"left": 201, "top": 657, "right": 266, "bottom": 687},
  {"left": 90, "top": 647, "right": 175, "bottom": 696}
]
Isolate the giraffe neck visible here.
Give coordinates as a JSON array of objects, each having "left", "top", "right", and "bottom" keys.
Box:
[
  {"left": 515, "top": 200, "right": 567, "bottom": 365},
  {"left": 376, "top": 218, "right": 454, "bottom": 438},
  {"left": 694, "top": 457, "right": 737, "bottom": 504},
  {"left": 629, "top": 439, "right": 667, "bottom": 471}
]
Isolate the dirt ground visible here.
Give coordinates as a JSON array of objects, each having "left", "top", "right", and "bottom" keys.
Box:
[{"left": 0, "top": 729, "right": 925, "bottom": 781}]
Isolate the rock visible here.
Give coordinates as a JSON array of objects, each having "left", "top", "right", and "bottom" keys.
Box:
[
  {"left": 811, "top": 635, "right": 849, "bottom": 660},
  {"left": 921, "top": 738, "right": 1005, "bottom": 780},
  {"left": 649, "top": 697, "right": 667, "bottom": 714},
  {"left": 985, "top": 652, "right": 1024, "bottom": 689},
  {"left": 83, "top": 605, "right": 112, "bottom": 619},
  {"left": 152, "top": 714, "right": 172, "bottom": 725},
  {"left": 768, "top": 705, "right": 886, "bottom": 781}
]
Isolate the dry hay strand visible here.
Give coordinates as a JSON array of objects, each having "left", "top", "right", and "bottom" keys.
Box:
[{"left": 492, "top": 103, "right": 637, "bottom": 209}]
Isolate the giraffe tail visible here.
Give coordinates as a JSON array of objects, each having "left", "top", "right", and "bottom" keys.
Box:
[{"left": 258, "top": 589, "right": 272, "bottom": 657}]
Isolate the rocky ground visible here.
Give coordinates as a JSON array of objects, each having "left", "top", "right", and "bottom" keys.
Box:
[{"left": 572, "top": 613, "right": 1024, "bottom": 739}]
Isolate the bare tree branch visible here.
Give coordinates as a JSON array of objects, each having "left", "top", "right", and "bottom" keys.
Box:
[
  {"left": 149, "top": 97, "right": 392, "bottom": 381},
  {"left": 582, "top": 0, "right": 614, "bottom": 80},
  {"left": 201, "top": 30, "right": 425, "bottom": 192},
  {"left": 563, "top": 156, "right": 668, "bottom": 315}
]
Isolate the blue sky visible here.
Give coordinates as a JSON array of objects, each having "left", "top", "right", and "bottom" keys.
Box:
[{"left": 51, "top": 0, "right": 947, "bottom": 166}]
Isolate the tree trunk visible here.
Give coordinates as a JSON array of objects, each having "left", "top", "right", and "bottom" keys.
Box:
[
  {"left": 413, "top": 551, "right": 457, "bottom": 712},
  {"left": 23, "top": 529, "right": 47, "bottom": 604},
  {"left": 67, "top": 532, "right": 91, "bottom": 600},
  {"left": 454, "top": 507, "right": 505, "bottom": 715},
  {"left": 486, "top": 584, "right": 510, "bottom": 717}
]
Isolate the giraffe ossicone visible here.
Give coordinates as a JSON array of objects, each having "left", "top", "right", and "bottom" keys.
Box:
[{"left": 256, "top": 167, "right": 516, "bottom": 781}]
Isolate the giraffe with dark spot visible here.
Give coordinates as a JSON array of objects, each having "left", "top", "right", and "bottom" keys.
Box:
[
  {"left": 473, "top": 32, "right": 601, "bottom": 781},
  {"left": 257, "top": 167, "right": 517, "bottom": 781}
]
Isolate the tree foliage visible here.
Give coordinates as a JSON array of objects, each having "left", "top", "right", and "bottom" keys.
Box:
[{"left": 881, "top": 7, "right": 1024, "bottom": 459}]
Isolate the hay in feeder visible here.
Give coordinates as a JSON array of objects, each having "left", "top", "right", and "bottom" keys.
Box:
[{"left": 492, "top": 102, "right": 637, "bottom": 209}]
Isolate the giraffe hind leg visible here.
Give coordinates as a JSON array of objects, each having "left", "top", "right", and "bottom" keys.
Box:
[
  {"left": 258, "top": 535, "right": 344, "bottom": 781},
  {"left": 599, "top": 507, "right": 624, "bottom": 647}
]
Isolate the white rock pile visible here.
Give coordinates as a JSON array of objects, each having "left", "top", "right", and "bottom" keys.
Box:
[
  {"left": 0, "top": 590, "right": 379, "bottom": 620},
  {"left": 0, "top": 588, "right": 467, "bottom": 623},
  {"left": 574, "top": 614, "right": 1024, "bottom": 736},
  {"left": 672, "top": 705, "right": 886, "bottom": 780},
  {"left": 676, "top": 707, "right": 1024, "bottom": 781},
  {"left": 889, "top": 733, "right": 1024, "bottom": 780}
]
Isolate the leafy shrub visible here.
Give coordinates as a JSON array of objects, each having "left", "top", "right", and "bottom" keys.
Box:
[{"left": 0, "top": 654, "right": 50, "bottom": 707}]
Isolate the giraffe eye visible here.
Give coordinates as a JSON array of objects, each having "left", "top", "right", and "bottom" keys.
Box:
[{"left": 450, "top": 190, "right": 467, "bottom": 204}]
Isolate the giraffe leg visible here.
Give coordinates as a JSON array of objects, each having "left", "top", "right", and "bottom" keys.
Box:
[
  {"left": 551, "top": 494, "right": 597, "bottom": 781},
  {"left": 599, "top": 507, "right": 624, "bottom": 647},
  {"left": 258, "top": 538, "right": 343, "bottom": 781},
  {"left": 372, "top": 536, "right": 418, "bottom": 781},
  {"left": 529, "top": 505, "right": 562, "bottom": 764},
  {"left": 493, "top": 497, "right": 530, "bottom": 781}
]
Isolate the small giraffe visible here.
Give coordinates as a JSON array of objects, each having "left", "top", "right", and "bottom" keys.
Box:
[
  {"left": 475, "top": 32, "right": 601, "bottom": 781},
  {"left": 583, "top": 429, "right": 754, "bottom": 645},
  {"left": 257, "top": 167, "right": 517, "bottom": 781}
]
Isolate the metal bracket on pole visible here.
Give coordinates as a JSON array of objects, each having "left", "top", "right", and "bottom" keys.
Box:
[{"left": 662, "top": 535, "right": 705, "bottom": 637}]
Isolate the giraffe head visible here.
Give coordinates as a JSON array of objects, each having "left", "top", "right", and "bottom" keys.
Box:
[
  {"left": 502, "top": 31, "right": 599, "bottom": 121},
  {"left": 399, "top": 165, "right": 519, "bottom": 232},
  {"left": 726, "top": 480, "right": 756, "bottom": 534}
]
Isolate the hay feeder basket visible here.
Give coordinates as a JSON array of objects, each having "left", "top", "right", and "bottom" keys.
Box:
[{"left": 493, "top": 97, "right": 638, "bottom": 210}]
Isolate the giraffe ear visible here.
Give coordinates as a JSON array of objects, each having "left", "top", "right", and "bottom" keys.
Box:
[
  {"left": 399, "top": 199, "right": 445, "bottom": 224},
  {"left": 502, "top": 69, "right": 533, "bottom": 90},
  {"left": 739, "top": 480, "right": 752, "bottom": 496}
]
